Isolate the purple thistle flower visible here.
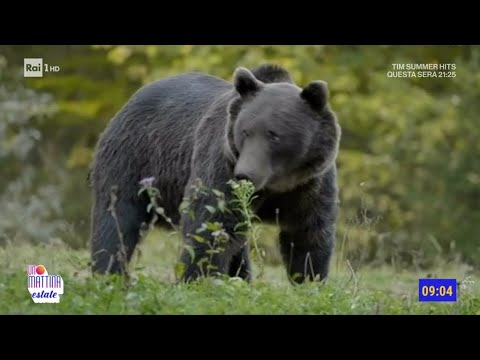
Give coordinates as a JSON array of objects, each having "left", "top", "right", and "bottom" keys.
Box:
[{"left": 139, "top": 176, "right": 155, "bottom": 188}]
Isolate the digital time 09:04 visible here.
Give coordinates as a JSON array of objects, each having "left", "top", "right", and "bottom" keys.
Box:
[
  {"left": 418, "top": 278, "right": 456, "bottom": 302},
  {"left": 421, "top": 285, "right": 453, "bottom": 297}
]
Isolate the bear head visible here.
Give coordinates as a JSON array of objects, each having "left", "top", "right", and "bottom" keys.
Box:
[{"left": 225, "top": 65, "right": 341, "bottom": 193}]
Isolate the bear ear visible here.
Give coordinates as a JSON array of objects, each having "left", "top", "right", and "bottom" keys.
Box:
[
  {"left": 233, "top": 67, "right": 262, "bottom": 97},
  {"left": 300, "top": 80, "right": 329, "bottom": 111}
]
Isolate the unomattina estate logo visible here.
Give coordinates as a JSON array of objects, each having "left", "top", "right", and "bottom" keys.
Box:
[{"left": 27, "top": 264, "right": 64, "bottom": 303}]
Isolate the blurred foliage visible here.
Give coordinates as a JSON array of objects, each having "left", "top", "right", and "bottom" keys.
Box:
[
  {"left": 0, "top": 45, "right": 478, "bottom": 267},
  {"left": 0, "top": 55, "right": 68, "bottom": 245}
]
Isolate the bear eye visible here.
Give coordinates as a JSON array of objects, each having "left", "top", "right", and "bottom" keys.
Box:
[
  {"left": 267, "top": 130, "right": 280, "bottom": 142},
  {"left": 242, "top": 129, "right": 250, "bottom": 137}
]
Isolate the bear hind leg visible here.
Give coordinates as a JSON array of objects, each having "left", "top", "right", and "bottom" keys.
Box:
[{"left": 91, "top": 191, "right": 146, "bottom": 275}]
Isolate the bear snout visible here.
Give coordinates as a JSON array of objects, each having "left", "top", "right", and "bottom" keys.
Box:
[
  {"left": 233, "top": 163, "right": 270, "bottom": 191},
  {"left": 234, "top": 172, "right": 253, "bottom": 183}
]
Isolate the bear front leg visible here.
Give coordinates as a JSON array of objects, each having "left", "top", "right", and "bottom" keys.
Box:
[
  {"left": 279, "top": 228, "right": 334, "bottom": 284},
  {"left": 179, "top": 195, "right": 246, "bottom": 282},
  {"left": 228, "top": 245, "right": 252, "bottom": 281},
  {"left": 277, "top": 167, "right": 338, "bottom": 284},
  {"left": 179, "top": 230, "right": 231, "bottom": 282}
]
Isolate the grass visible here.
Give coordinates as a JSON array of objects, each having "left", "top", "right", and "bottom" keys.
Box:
[{"left": 1, "top": 230, "right": 479, "bottom": 315}]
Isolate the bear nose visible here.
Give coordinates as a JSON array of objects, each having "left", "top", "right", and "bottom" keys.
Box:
[{"left": 234, "top": 172, "right": 252, "bottom": 182}]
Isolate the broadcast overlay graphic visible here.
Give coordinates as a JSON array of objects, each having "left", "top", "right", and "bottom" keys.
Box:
[
  {"left": 27, "top": 265, "right": 64, "bottom": 303},
  {"left": 24, "top": 58, "right": 60, "bottom": 77},
  {"left": 418, "top": 277, "right": 475, "bottom": 302},
  {"left": 387, "top": 63, "right": 456, "bottom": 78},
  {"left": 418, "top": 278, "right": 457, "bottom": 302}
]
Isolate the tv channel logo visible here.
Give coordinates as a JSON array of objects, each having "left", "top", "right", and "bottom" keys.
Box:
[
  {"left": 27, "top": 264, "right": 64, "bottom": 303},
  {"left": 24, "top": 58, "right": 60, "bottom": 77},
  {"left": 24, "top": 58, "right": 43, "bottom": 77}
]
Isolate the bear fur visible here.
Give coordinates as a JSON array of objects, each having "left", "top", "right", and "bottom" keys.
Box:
[{"left": 90, "top": 64, "right": 341, "bottom": 284}]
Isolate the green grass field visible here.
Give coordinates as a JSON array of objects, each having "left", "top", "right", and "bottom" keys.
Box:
[{"left": 1, "top": 229, "right": 478, "bottom": 315}]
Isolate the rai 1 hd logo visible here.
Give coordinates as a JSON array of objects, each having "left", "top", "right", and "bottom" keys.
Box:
[
  {"left": 23, "top": 58, "right": 61, "bottom": 78},
  {"left": 27, "top": 264, "right": 64, "bottom": 303}
]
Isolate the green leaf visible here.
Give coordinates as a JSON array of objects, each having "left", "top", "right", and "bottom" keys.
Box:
[
  {"left": 212, "top": 189, "right": 224, "bottom": 198},
  {"left": 234, "top": 222, "right": 247, "bottom": 231},
  {"left": 205, "top": 205, "right": 216, "bottom": 214},
  {"left": 196, "top": 257, "right": 209, "bottom": 267},
  {"left": 217, "top": 199, "right": 226, "bottom": 213},
  {"left": 183, "top": 244, "right": 195, "bottom": 262},
  {"left": 291, "top": 273, "right": 303, "bottom": 282},
  {"left": 174, "top": 262, "right": 185, "bottom": 279},
  {"left": 229, "top": 181, "right": 240, "bottom": 189},
  {"left": 179, "top": 199, "right": 190, "bottom": 214},
  {"left": 206, "top": 249, "right": 220, "bottom": 255},
  {"left": 196, "top": 223, "right": 208, "bottom": 233},
  {"left": 190, "top": 234, "right": 206, "bottom": 243},
  {"left": 206, "top": 222, "right": 223, "bottom": 232},
  {"left": 206, "top": 264, "right": 218, "bottom": 271}
]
